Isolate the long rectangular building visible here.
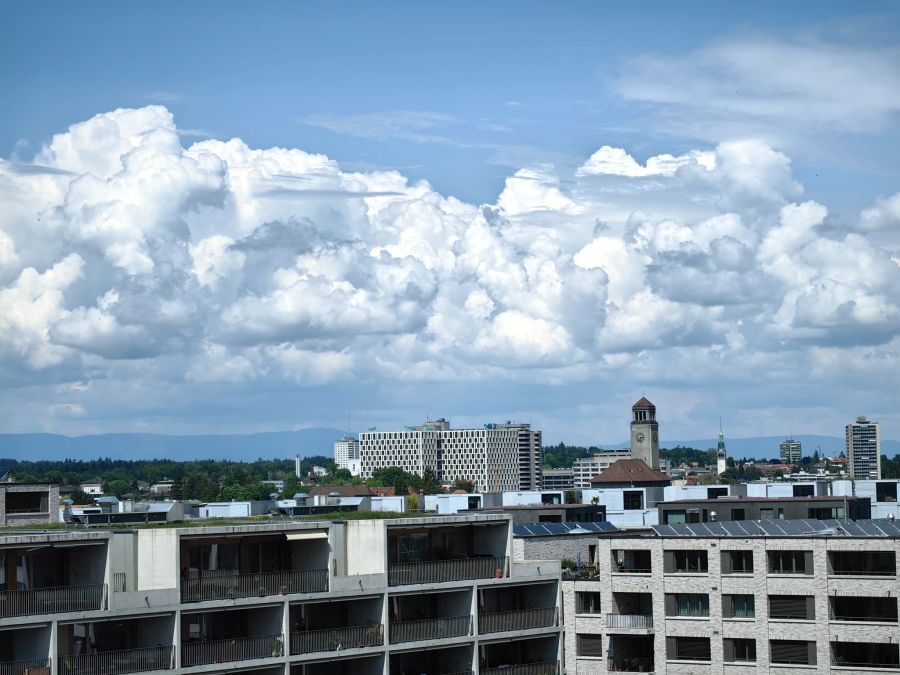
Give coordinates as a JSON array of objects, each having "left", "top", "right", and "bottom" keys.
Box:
[
  {"left": 0, "top": 513, "right": 562, "bottom": 674},
  {"left": 359, "top": 419, "right": 529, "bottom": 492}
]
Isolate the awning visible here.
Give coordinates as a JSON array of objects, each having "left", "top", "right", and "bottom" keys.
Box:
[{"left": 285, "top": 531, "right": 328, "bottom": 541}]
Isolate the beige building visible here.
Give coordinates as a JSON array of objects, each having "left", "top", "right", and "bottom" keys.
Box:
[{"left": 847, "top": 416, "right": 880, "bottom": 480}]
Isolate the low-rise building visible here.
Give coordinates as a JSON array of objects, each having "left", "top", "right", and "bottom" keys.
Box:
[
  {"left": 0, "top": 482, "right": 59, "bottom": 526},
  {"left": 658, "top": 495, "right": 871, "bottom": 525},
  {"left": 543, "top": 468, "right": 575, "bottom": 490}
]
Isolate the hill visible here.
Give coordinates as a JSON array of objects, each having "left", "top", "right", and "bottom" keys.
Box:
[{"left": 0, "top": 428, "right": 348, "bottom": 461}]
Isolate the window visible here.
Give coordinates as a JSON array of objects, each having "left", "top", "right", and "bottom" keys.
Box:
[
  {"left": 769, "top": 595, "right": 815, "bottom": 620},
  {"left": 576, "top": 634, "right": 603, "bottom": 658},
  {"left": 770, "top": 640, "right": 816, "bottom": 666},
  {"left": 707, "top": 487, "right": 728, "bottom": 499},
  {"left": 723, "top": 594, "right": 755, "bottom": 618},
  {"left": 576, "top": 591, "right": 602, "bottom": 615},
  {"left": 623, "top": 491, "right": 644, "bottom": 510},
  {"left": 664, "top": 550, "right": 708, "bottom": 574},
  {"left": 808, "top": 506, "right": 844, "bottom": 519},
  {"left": 667, "top": 636, "right": 711, "bottom": 662},
  {"left": 666, "top": 593, "right": 709, "bottom": 617},
  {"left": 722, "top": 550, "right": 753, "bottom": 574},
  {"left": 793, "top": 484, "right": 814, "bottom": 497},
  {"left": 724, "top": 638, "right": 756, "bottom": 662},
  {"left": 760, "top": 507, "right": 784, "bottom": 520},
  {"left": 876, "top": 482, "right": 898, "bottom": 503},
  {"left": 664, "top": 510, "right": 686, "bottom": 525},
  {"left": 768, "top": 550, "right": 812, "bottom": 575},
  {"left": 730, "top": 508, "right": 745, "bottom": 521}
]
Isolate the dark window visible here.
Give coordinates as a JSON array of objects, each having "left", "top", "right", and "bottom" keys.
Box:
[
  {"left": 575, "top": 591, "right": 602, "bottom": 614},
  {"left": 876, "top": 482, "right": 898, "bottom": 503},
  {"left": 665, "top": 593, "right": 709, "bottom": 617},
  {"left": 577, "top": 634, "right": 603, "bottom": 658},
  {"left": 769, "top": 595, "right": 815, "bottom": 620},
  {"left": 770, "top": 640, "right": 816, "bottom": 666},
  {"left": 830, "top": 595, "right": 898, "bottom": 622},
  {"left": 5, "top": 491, "right": 44, "bottom": 513},
  {"left": 723, "top": 594, "right": 755, "bottom": 618},
  {"left": 792, "top": 484, "right": 814, "bottom": 497},
  {"left": 667, "top": 637, "right": 711, "bottom": 662},
  {"left": 724, "top": 638, "right": 756, "bottom": 662},
  {"left": 538, "top": 514, "right": 562, "bottom": 523},
  {"left": 808, "top": 506, "right": 845, "bottom": 519},
  {"left": 623, "top": 491, "right": 644, "bottom": 510},
  {"left": 707, "top": 487, "right": 728, "bottom": 499},
  {"left": 768, "top": 550, "right": 812, "bottom": 575},
  {"left": 730, "top": 508, "right": 745, "bottom": 521},
  {"left": 829, "top": 550, "right": 896, "bottom": 576},
  {"left": 760, "top": 507, "right": 785, "bottom": 520},
  {"left": 665, "top": 550, "right": 708, "bottom": 574},
  {"left": 722, "top": 550, "right": 753, "bottom": 574}
]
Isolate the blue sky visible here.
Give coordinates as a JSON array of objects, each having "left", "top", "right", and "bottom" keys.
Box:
[{"left": 0, "top": 1, "right": 899, "bottom": 445}]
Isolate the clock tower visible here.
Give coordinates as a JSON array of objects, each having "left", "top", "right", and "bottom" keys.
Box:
[{"left": 631, "top": 396, "right": 660, "bottom": 470}]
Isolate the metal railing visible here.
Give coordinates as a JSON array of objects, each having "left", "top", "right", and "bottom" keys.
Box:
[
  {"left": 0, "top": 658, "right": 51, "bottom": 675},
  {"left": 59, "top": 646, "right": 173, "bottom": 675},
  {"left": 181, "top": 634, "right": 284, "bottom": 667},
  {"left": 388, "top": 556, "right": 507, "bottom": 586},
  {"left": 291, "top": 624, "right": 383, "bottom": 654},
  {"left": 0, "top": 583, "right": 105, "bottom": 618},
  {"left": 112, "top": 572, "right": 127, "bottom": 593},
  {"left": 612, "top": 567, "right": 652, "bottom": 574},
  {"left": 607, "top": 656, "right": 654, "bottom": 672},
  {"left": 390, "top": 615, "right": 471, "bottom": 643},
  {"left": 829, "top": 569, "right": 896, "bottom": 576},
  {"left": 606, "top": 613, "right": 653, "bottom": 630},
  {"left": 831, "top": 661, "right": 900, "bottom": 670},
  {"left": 479, "top": 608, "right": 557, "bottom": 634},
  {"left": 180, "top": 569, "right": 327, "bottom": 602},
  {"left": 831, "top": 614, "right": 899, "bottom": 623},
  {"left": 481, "top": 660, "right": 559, "bottom": 675}
]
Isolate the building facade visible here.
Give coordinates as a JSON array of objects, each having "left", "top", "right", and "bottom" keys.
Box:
[
  {"left": 779, "top": 438, "right": 802, "bottom": 465},
  {"left": 847, "top": 416, "right": 881, "bottom": 480},
  {"left": 359, "top": 420, "right": 523, "bottom": 492},
  {"left": 630, "top": 398, "right": 660, "bottom": 470},
  {"left": 0, "top": 514, "right": 562, "bottom": 675},
  {"left": 572, "top": 452, "right": 633, "bottom": 489},
  {"left": 498, "top": 423, "right": 543, "bottom": 491},
  {"left": 334, "top": 436, "right": 361, "bottom": 475}
]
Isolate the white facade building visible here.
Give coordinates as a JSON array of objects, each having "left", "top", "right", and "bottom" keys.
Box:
[
  {"left": 847, "top": 416, "right": 881, "bottom": 479},
  {"left": 572, "top": 451, "right": 633, "bottom": 488},
  {"left": 359, "top": 419, "right": 522, "bottom": 492},
  {"left": 334, "top": 436, "right": 361, "bottom": 474}
]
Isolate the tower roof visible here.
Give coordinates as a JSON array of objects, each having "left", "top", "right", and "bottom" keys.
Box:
[{"left": 632, "top": 396, "right": 655, "bottom": 409}]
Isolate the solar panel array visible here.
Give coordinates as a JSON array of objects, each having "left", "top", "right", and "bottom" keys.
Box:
[
  {"left": 513, "top": 521, "right": 619, "bottom": 537},
  {"left": 652, "top": 518, "right": 900, "bottom": 539}
]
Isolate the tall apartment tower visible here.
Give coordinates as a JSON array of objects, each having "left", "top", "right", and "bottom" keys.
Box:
[
  {"left": 334, "top": 436, "right": 361, "bottom": 474},
  {"left": 497, "top": 422, "right": 543, "bottom": 490},
  {"left": 780, "top": 438, "right": 802, "bottom": 465},
  {"left": 847, "top": 416, "right": 881, "bottom": 479},
  {"left": 630, "top": 396, "right": 660, "bottom": 470}
]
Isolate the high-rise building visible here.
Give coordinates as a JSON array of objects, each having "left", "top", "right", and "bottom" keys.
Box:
[
  {"left": 847, "top": 416, "right": 881, "bottom": 479},
  {"left": 779, "top": 438, "right": 802, "bottom": 465},
  {"left": 496, "top": 422, "right": 542, "bottom": 490},
  {"left": 334, "top": 436, "right": 361, "bottom": 475},
  {"left": 630, "top": 396, "right": 660, "bottom": 470},
  {"left": 359, "top": 419, "right": 522, "bottom": 491}
]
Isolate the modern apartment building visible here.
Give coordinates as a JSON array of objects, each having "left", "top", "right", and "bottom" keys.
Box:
[
  {"left": 847, "top": 416, "right": 881, "bottom": 480},
  {"left": 522, "top": 517, "right": 900, "bottom": 674},
  {"left": 572, "top": 452, "right": 633, "bottom": 489},
  {"left": 0, "top": 513, "right": 562, "bottom": 675},
  {"left": 779, "top": 438, "right": 802, "bottom": 465},
  {"left": 333, "top": 436, "right": 361, "bottom": 475},
  {"left": 498, "top": 423, "right": 543, "bottom": 491},
  {"left": 359, "top": 419, "right": 524, "bottom": 492},
  {"left": 543, "top": 469, "right": 575, "bottom": 490}
]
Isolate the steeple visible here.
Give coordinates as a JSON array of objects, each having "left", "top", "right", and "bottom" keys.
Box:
[{"left": 717, "top": 417, "right": 726, "bottom": 453}]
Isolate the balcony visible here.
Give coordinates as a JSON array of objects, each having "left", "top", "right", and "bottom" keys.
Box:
[
  {"left": 832, "top": 642, "right": 900, "bottom": 670},
  {"left": 830, "top": 596, "right": 898, "bottom": 624},
  {"left": 290, "top": 625, "right": 383, "bottom": 655},
  {"left": 388, "top": 557, "right": 507, "bottom": 586},
  {"left": 480, "top": 661, "right": 559, "bottom": 675},
  {"left": 59, "top": 647, "right": 173, "bottom": 675},
  {"left": 0, "top": 584, "right": 105, "bottom": 618},
  {"left": 180, "top": 569, "right": 327, "bottom": 602},
  {"left": 612, "top": 550, "right": 652, "bottom": 575},
  {"left": 390, "top": 616, "right": 471, "bottom": 643},
  {"left": 181, "top": 634, "right": 284, "bottom": 667},
  {"left": 607, "top": 614, "right": 653, "bottom": 630},
  {"left": 829, "top": 551, "right": 896, "bottom": 577},
  {"left": 479, "top": 608, "right": 557, "bottom": 634},
  {"left": 0, "top": 659, "right": 50, "bottom": 675},
  {"left": 607, "top": 656, "right": 653, "bottom": 673}
]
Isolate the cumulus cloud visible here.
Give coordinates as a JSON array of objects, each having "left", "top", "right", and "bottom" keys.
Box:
[{"left": 0, "top": 105, "right": 898, "bottom": 435}]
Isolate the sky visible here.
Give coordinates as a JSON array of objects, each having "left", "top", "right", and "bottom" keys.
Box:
[{"left": 0, "top": 1, "right": 899, "bottom": 446}]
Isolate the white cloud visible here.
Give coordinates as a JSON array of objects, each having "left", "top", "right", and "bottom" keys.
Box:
[{"left": 1, "top": 105, "right": 898, "bottom": 438}]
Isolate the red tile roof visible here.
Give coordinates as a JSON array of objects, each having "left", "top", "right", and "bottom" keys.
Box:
[
  {"left": 632, "top": 396, "right": 655, "bottom": 409},
  {"left": 589, "top": 458, "right": 669, "bottom": 484}
]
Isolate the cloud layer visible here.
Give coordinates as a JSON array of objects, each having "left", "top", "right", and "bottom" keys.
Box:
[{"left": 1, "top": 106, "right": 898, "bottom": 438}]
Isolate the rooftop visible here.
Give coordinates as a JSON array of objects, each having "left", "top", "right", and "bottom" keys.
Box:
[
  {"left": 653, "top": 518, "right": 900, "bottom": 539},
  {"left": 632, "top": 396, "right": 655, "bottom": 409},
  {"left": 590, "top": 459, "right": 669, "bottom": 484}
]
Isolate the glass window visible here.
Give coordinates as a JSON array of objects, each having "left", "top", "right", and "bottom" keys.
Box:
[
  {"left": 668, "top": 593, "right": 709, "bottom": 617},
  {"left": 725, "top": 638, "right": 756, "bottom": 662},
  {"left": 577, "top": 634, "right": 603, "bottom": 657},
  {"left": 576, "top": 591, "right": 602, "bottom": 614}
]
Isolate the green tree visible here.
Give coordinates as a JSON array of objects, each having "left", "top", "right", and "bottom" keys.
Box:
[
  {"left": 103, "top": 479, "right": 131, "bottom": 498},
  {"left": 368, "top": 466, "right": 421, "bottom": 494},
  {"left": 451, "top": 479, "right": 476, "bottom": 493},
  {"left": 281, "top": 474, "right": 302, "bottom": 498},
  {"left": 421, "top": 467, "right": 441, "bottom": 495}
]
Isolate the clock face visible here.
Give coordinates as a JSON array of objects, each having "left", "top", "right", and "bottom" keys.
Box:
[{"left": 635, "top": 432, "right": 646, "bottom": 443}]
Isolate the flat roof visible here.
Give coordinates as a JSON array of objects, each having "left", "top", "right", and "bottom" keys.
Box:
[
  {"left": 514, "top": 521, "right": 619, "bottom": 537},
  {"left": 661, "top": 496, "right": 862, "bottom": 504},
  {"left": 652, "top": 518, "right": 900, "bottom": 539}
]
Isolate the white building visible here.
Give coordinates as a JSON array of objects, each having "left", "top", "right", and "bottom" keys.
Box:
[
  {"left": 572, "top": 451, "right": 633, "bottom": 488},
  {"left": 334, "top": 436, "right": 360, "bottom": 473},
  {"left": 847, "top": 416, "right": 881, "bottom": 479},
  {"left": 780, "top": 437, "right": 802, "bottom": 464},
  {"left": 359, "top": 418, "right": 522, "bottom": 492}
]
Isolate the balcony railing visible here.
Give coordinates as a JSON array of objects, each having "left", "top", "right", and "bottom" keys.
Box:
[
  {"left": 180, "top": 569, "right": 327, "bottom": 602},
  {"left": 59, "top": 646, "right": 174, "bottom": 675},
  {"left": 831, "top": 661, "right": 900, "bottom": 670},
  {"left": 606, "top": 613, "right": 653, "bottom": 630},
  {"left": 831, "top": 614, "right": 899, "bottom": 623},
  {"left": 391, "top": 615, "right": 471, "bottom": 643},
  {"left": 388, "top": 556, "right": 507, "bottom": 586},
  {"left": 479, "top": 608, "right": 557, "bottom": 634},
  {"left": 0, "top": 583, "right": 105, "bottom": 618},
  {"left": 181, "top": 634, "right": 284, "bottom": 667},
  {"left": 0, "top": 658, "right": 51, "bottom": 675},
  {"left": 481, "top": 660, "right": 559, "bottom": 675},
  {"left": 291, "top": 624, "right": 383, "bottom": 654},
  {"left": 607, "top": 656, "right": 654, "bottom": 672},
  {"left": 562, "top": 566, "right": 600, "bottom": 581}
]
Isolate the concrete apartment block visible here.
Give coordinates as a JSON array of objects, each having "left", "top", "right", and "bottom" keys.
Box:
[{"left": 0, "top": 483, "right": 58, "bottom": 526}]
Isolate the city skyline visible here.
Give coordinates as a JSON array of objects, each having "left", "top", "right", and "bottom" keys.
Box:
[{"left": 1, "top": 2, "right": 898, "bottom": 447}]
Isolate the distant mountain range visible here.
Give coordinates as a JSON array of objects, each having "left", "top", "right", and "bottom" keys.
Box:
[
  {"left": 0, "top": 430, "right": 897, "bottom": 463},
  {"left": 605, "top": 434, "right": 900, "bottom": 461},
  {"left": 0, "top": 428, "right": 348, "bottom": 462}
]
